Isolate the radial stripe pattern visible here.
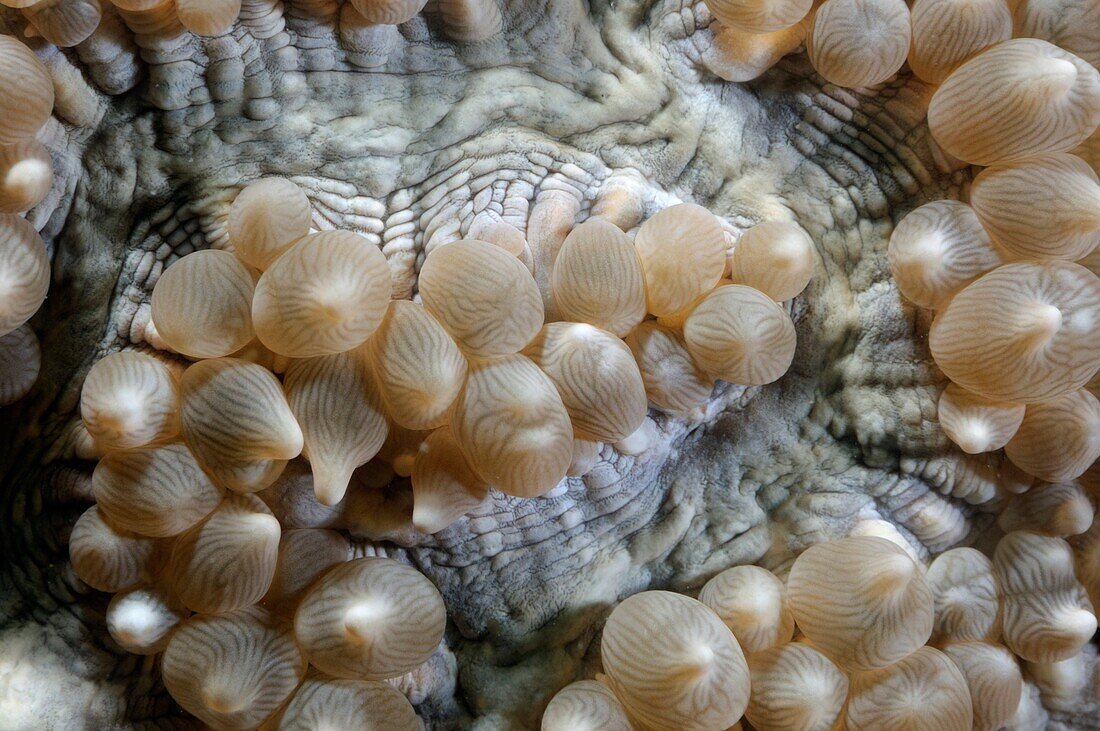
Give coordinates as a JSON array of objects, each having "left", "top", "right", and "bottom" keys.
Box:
[
  {"left": 993, "top": 531, "right": 1097, "bottom": 663},
  {"left": 907, "top": 0, "right": 1011, "bottom": 84},
  {"left": 252, "top": 230, "right": 391, "bottom": 357},
  {"left": 1013, "top": 0, "right": 1100, "bottom": 67},
  {"left": 727, "top": 220, "right": 816, "bottom": 302},
  {"left": 366, "top": 299, "right": 468, "bottom": 431},
  {"left": 264, "top": 528, "right": 350, "bottom": 610},
  {"left": 523, "top": 322, "right": 647, "bottom": 443},
  {"left": 936, "top": 382, "right": 1024, "bottom": 455},
  {"left": 418, "top": 238, "right": 544, "bottom": 356},
  {"left": 450, "top": 354, "right": 573, "bottom": 497},
  {"left": 1004, "top": 389, "right": 1100, "bottom": 483},
  {"left": 998, "top": 482, "right": 1094, "bottom": 537},
  {"left": 699, "top": 565, "right": 794, "bottom": 654},
  {"left": 683, "top": 284, "right": 797, "bottom": 386},
  {"left": 928, "top": 38, "right": 1100, "bottom": 166},
  {"left": 0, "top": 36, "right": 54, "bottom": 144},
  {"left": 887, "top": 200, "right": 1005, "bottom": 310},
  {"left": 942, "top": 642, "right": 1023, "bottom": 731},
  {"left": 0, "top": 213, "right": 50, "bottom": 336},
  {"left": 162, "top": 607, "right": 304, "bottom": 730},
  {"left": 168, "top": 493, "right": 282, "bottom": 614},
  {"left": 24, "top": 0, "right": 103, "bottom": 47},
  {"left": 294, "top": 557, "right": 446, "bottom": 680},
  {"left": 1074, "top": 522, "right": 1100, "bottom": 614},
  {"left": 410, "top": 425, "right": 488, "bottom": 534},
  {"left": 787, "top": 536, "right": 934, "bottom": 672},
  {"left": 180, "top": 357, "right": 303, "bottom": 492},
  {"left": 704, "top": 0, "right": 813, "bottom": 32},
  {"left": 284, "top": 349, "right": 388, "bottom": 505},
  {"left": 80, "top": 350, "right": 181, "bottom": 451},
  {"left": 93, "top": 442, "right": 223, "bottom": 537},
  {"left": 68, "top": 505, "right": 159, "bottom": 593},
  {"left": 228, "top": 177, "right": 311, "bottom": 270},
  {"left": 807, "top": 0, "right": 911, "bottom": 88},
  {"left": 550, "top": 218, "right": 647, "bottom": 337},
  {"left": 970, "top": 153, "right": 1100, "bottom": 261},
  {"left": 601, "top": 591, "right": 751, "bottom": 731},
  {"left": 926, "top": 547, "right": 1001, "bottom": 643},
  {"left": 278, "top": 678, "right": 420, "bottom": 731},
  {"left": 846, "top": 647, "right": 973, "bottom": 731},
  {"left": 151, "top": 249, "right": 257, "bottom": 359},
  {"left": 929, "top": 262, "right": 1100, "bottom": 404},
  {"left": 624, "top": 321, "right": 713, "bottom": 417},
  {"left": 633, "top": 203, "right": 727, "bottom": 317},
  {"left": 745, "top": 643, "right": 849, "bottom": 731},
  {"left": 541, "top": 680, "right": 633, "bottom": 731}
]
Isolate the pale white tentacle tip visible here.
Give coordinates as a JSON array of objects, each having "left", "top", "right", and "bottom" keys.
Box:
[
  {"left": 614, "top": 418, "right": 658, "bottom": 457},
  {"left": 0, "top": 140, "right": 52, "bottom": 214},
  {"left": 106, "top": 586, "right": 187, "bottom": 655}
]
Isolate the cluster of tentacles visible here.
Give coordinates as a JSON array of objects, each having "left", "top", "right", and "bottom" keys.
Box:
[
  {"left": 888, "top": 35, "right": 1100, "bottom": 487},
  {"left": 544, "top": 529, "right": 1100, "bottom": 730},
  {"left": 2, "top": 0, "right": 1100, "bottom": 726},
  {"left": 65, "top": 166, "right": 818, "bottom": 725},
  {"left": 0, "top": 34, "right": 54, "bottom": 405},
  {"left": 543, "top": 1, "right": 1100, "bottom": 728}
]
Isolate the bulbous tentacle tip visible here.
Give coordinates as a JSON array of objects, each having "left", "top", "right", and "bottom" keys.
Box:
[
  {"left": 409, "top": 486, "right": 487, "bottom": 533},
  {"left": 869, "top": 552, "right": 919, "bottom": 597},
  {"left": 392, "top": 453, "right": 414, "bottom": 478},
  {"left": 895, "top": 232, "right": 945, "bottom": 271},
  {"left": 342, "top": 600, "right": 387, "bottom": 643},
  {"left": 312, "top": 462, "right": 356, "bottom": 507},
  {"left": 264, "top": 420, "right": 304, "bottom": 461},
  {"left": 201, "top": 684, "right": 251, "bottom": 715},
  {"left": 614, "top": 419, "right": 657, "bottom": 456},
  {"left": 249, "top": 512, "right": 283, "bottom": 538},
  {"left": 313, "top": 292, "right": 359, "bottom": 324},
  {"left": 671, "top": 644, "right": 716, "bottom": 682},
  {"left": 953, "top": 421, "right": 994, "bottom": 455},
  {"left": 1054, "top": 500, "right": 1094, "bottom": 536},
  {"left": 411, "top": 509, "right": 442, "bottom": 535},
  {"left": 0, "top": 140, "right": 53, "bottom": 214},
  {"left": 99, "top": 397, "right": 147, "bottom": 434},
  {"left": 1059, "top": 607, "right": 1098, "bottom": 642},
  {"left": 1028, "top": 56, "right": 1078, "bottom": 95},
  {"left": 1016, "top": 303, "right": 1063, "bottom": 350}
]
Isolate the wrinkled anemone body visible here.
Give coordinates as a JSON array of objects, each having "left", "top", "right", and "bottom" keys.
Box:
[{"left": 2, "top": 0, "right": 1099, "bottom": 727}]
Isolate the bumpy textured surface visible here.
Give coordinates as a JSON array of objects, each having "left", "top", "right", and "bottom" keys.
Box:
[{"left": 1, "top": 0, "right": 1099, "bottom": 728}]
